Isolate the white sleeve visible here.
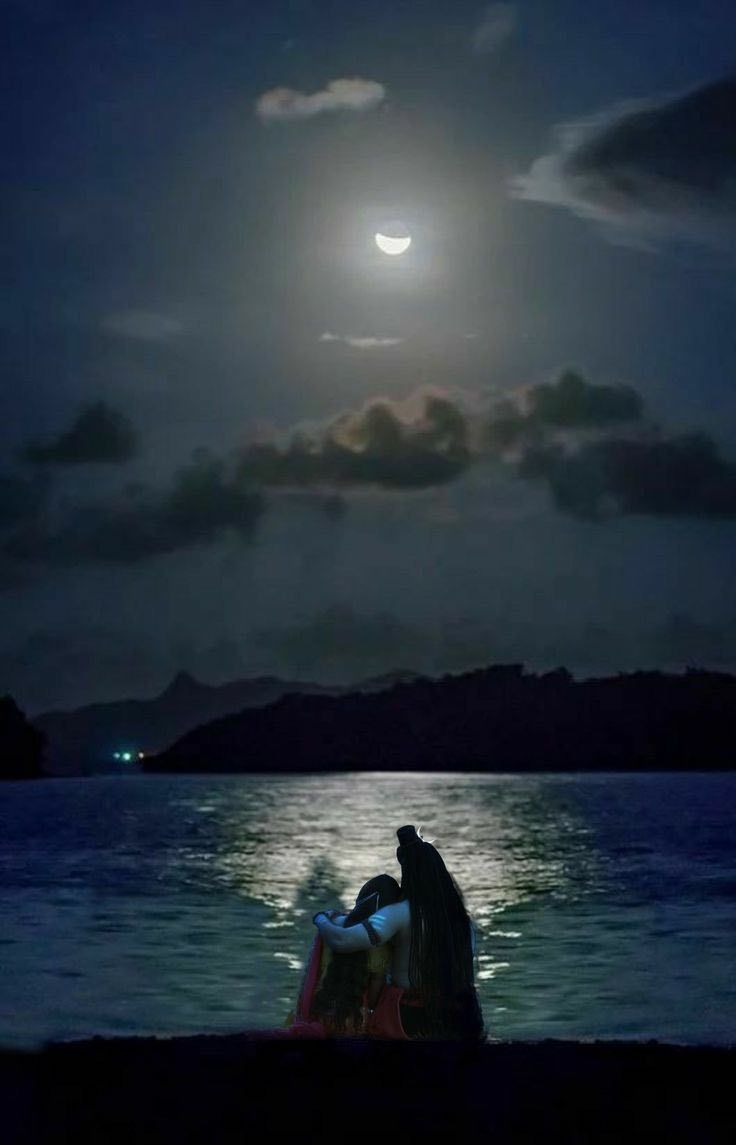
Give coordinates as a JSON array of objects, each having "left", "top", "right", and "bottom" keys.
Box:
[
  {"left": 361, "top": 901, "right": 410, "bottom": 947},
  {"left": 316, "top": 901, "right": 409, "bottom": 954}
]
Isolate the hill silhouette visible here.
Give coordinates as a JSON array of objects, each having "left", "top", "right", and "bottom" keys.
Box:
[
  {"left": 144, "top": 664, "right": 736, "bottom": 774},
  {"left": 0, "top": 696, "right": 45, "bottom": 779},
  {"left": 33, "top": 669, "right": 422, "bottom": 775}
]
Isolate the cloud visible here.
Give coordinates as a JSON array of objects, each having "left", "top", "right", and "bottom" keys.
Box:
[
  {"left": 319, "top": 331, "right": 404, "bottom": 349},
  {"left": 528, "top": 371, "right": 644, "bottom": 427},
  {"left": 484, "top": 372, "right": 736, "bottom": 521},
  {"left": 0, "top": 472, "right": 47, "bottom": 529},
  {"left": 3, "top": 451, "right": 263, "bottom": 567},
  {"left": 511, "top": 76, "right": 736, "bottom": 245},
  {"left": 519, "top": 432, "right": 736, "bottom": 520},
  {"left": 102, "top": 310, "right": 183, "bottom": 342},
  {"left": 472, "top": 3, "right": 516, "bottom": 55},
  {"left": 237, "top": 394, "right": 471, "bottom": 490},
  {"left": 486, "top": 370, "right": 644, "bottom": 452},
  {"left": 22, "top": 402, "right": 138, "bottom": 466},
  {"left": 255, "top": 78, "right": 386, "bottom": 122}
]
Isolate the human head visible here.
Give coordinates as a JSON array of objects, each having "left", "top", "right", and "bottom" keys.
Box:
[
  {"left": 395, "top": 824, "right": 455, "bottom": 892},
  {"left": 345, "top": 874, "right": 401, "bottom": 926},
  {"left": 396, "top": 823, "right": 423, "bottom": 866},
  {"left": 312, "top": 872, "right": 400, "bottom": 1034}
]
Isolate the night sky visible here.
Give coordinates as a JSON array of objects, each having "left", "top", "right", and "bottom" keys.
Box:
[{"left": 3, "top": 1, "right": 736, "bottom": 712}]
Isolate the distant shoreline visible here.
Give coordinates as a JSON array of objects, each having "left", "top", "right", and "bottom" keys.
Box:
[
  {"left": 3, "top": 1034, "right": 734, "bottom": 1142},
  {"left": 5, "top": 662, "right": 736, "bottom": 779},
  {"left": 145, "top": 665, "right": 736, "bottom": 775}
]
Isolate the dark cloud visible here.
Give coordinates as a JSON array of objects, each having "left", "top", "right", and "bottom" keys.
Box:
[
  {"left": 527, "top": 370, "right": 644, "bottom": 428},
  {"left": 0, "top": 472, "right": 47, "bottom": 529},
  {"left": 487, "top": 371, "right": 644, "bottom": 451},
  {"left": 512, "top": 76, "right": 736, "bottom": 244},
  {"left": 3, "top": 451, "right": 263, "bottom": 567},
  {"left": 237, "top": 394, "right": 472, "bottom": 489},
  {"left": 23, "top": 402, "right": 138, "bottom": 466},
  {"left": 520, "top": 432, "right": 736, "bottom": 520}
]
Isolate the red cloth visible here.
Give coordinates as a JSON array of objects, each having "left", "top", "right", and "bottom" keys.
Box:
[
  {"left": 286, "top": 934, "right": 328, "bottom": 1038},
  {"left": 365, "top": 984, "right": 410, "bottom": 1040}
]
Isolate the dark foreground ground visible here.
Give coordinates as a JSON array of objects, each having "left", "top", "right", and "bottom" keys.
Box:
[{"left": 2, "top": 1034, "right": 734, "bottom": 1143}]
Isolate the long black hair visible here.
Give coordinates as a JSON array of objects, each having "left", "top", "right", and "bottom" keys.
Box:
[
  {"left": 396, "top": 824, "right": 483, "bottom": 1039},
  {"left": 312, "top": 873, "right": 401, "bottom": 1033}
]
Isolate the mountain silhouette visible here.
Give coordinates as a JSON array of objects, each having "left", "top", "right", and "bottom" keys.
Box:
[
  {"left": 144, "top": 664, "right": 736, "bottom": 774},
  {"left": 34, "top": 672, "right": 338, "bottom": 775},
  {"left": 32, "top": 668, "right": 424, "bottom": 775},
  {"left": 0, "top": 696, "right": 45, "bottom": 779}
]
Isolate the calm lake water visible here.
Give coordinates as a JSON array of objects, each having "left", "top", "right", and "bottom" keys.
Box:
[{"left": 1, "top": 772, "right": 734, "bottom": 1047}]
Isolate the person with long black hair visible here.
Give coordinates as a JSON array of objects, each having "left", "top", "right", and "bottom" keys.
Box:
[{"left": 313, "top": 825, "right": 483, "bottom": 1040}]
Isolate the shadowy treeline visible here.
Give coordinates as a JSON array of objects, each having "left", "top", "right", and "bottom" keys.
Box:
[
  {"left": 145, "top": 664, "right": 736, "bottom": 774},
  {"left": 0, "top": 696, "right": 45, "bottom": 779}
]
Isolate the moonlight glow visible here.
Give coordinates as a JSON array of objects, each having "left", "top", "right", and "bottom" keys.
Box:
[{"left": 375, "top": 232, "right": 412, "bottom": 256}]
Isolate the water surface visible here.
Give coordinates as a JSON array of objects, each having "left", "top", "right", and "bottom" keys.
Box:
[{"left": 1, "top": 772, "right": 734, "bottom": 1046}]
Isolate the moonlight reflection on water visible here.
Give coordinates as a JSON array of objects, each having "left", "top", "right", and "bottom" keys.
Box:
[
  {"left": 1, "top": 772, "right": 734, "bottom": 1046},
  {"left": 211, "top": 773, "right": 602, "bottom": 919}
]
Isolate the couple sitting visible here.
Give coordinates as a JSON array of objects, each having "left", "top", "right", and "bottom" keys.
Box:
[{"left": 290, "top": 824, "right": 483, "bottom": 1040}]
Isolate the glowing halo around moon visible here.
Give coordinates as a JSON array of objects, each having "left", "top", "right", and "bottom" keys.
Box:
[{"left": 375, "top": 231, "right": 411, "bottom": 256}]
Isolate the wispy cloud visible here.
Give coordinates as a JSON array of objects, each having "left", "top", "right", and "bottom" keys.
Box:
[
  {"left": 256, "top": 78, "right": 386, "bottom": 122},
  {"left": 510, "top": 76, "right": 736, "bottom": 248},
  {"left": 319, "top": 331, "right": 403, "bottom": 349},
  {"left": 472, "top": 3, "right": 516, "bottom": 55},
  {"left": 102, "top": 310, "right": 183, "bottom": 342}
]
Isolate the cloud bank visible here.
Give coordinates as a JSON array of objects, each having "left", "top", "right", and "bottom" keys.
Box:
[
  {"left": 237, "top": 394, "right": 471, "bottom": 490},
  {"left": 511, "top": 76, "right": 736, "bottom": 245},
  {"left": 2, "top": 370, "right": 734, "bottom": 585},
  {"left": 520, "top": 433, "right": 736, "bottom": 521},
  {"left": 256, "top": 78, "right": 386, "bottom": 122},
  {"left": 487, "top": 370, "right": 644, "bottom": 450},
  {"left": 22, "top": 402, "right": 138, "bottom": 466}
]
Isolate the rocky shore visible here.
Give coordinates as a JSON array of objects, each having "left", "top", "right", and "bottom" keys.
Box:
[{"left": 3, "top": 1034, "right": 734, "bottom": 1143}]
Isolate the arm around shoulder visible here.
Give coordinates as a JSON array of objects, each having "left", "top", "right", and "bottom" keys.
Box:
[{"left": 314, "top": 900, "right": 409, "bottom": 954}]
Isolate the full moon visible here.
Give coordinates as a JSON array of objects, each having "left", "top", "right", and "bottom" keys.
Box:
[{"left": 375, "top": 232, "right": 411, "bottom": 256}]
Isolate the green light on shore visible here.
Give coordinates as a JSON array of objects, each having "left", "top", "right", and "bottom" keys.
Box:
[{"left": 114, "top": 748, "right": 146, "bottom": 762}]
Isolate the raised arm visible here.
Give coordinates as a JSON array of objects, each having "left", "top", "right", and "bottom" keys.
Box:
[{"left": 313, "top": 900, "right": 409, "bottom": 954}]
